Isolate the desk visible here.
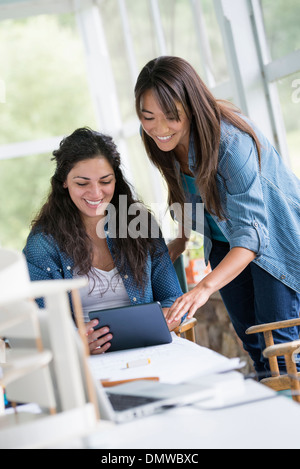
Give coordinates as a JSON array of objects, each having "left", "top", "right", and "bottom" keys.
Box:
[
  {"left": 84, "top": 335, "right": 300, "bottom": 450},
  {"left": 88, "top": 333, "right": 242, "bottom": 384},
  {"left": 85, "top": 380, "right": 300, "bottom": 449},
  {"left": 8, "top": 335, "right": 299, "bottom": 449}
]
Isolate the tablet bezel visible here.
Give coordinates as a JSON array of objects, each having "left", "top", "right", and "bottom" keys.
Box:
[{"left": 88, "top": 301, "right": 172, "bottom": 352}]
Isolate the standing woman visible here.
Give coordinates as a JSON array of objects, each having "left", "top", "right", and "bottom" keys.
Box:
[
  {"left": 134, "top": 56, "right": 300, "bottom": 374},
  {"left": 24, "top": 127, "right": 182, "bottom": 354}
]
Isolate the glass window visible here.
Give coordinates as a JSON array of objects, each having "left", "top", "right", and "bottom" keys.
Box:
[
  {"left": 276, "top": 73, "right": 300, "bottom": 177},
  {"left": 260, "top": 0, "right": 300, "bottom": 176},
  {"left": 199, "top": 0, "right": 230, "bottom": 86},
  {"left": 157, "top": 0, "right": 204, "bottom": 72},
  {"left": 0, "top": 13, "right": 97, "bottom": 250},
  {"left": 99, "top": 0, "right": 230, "bottom": 125},
  {"left": 0, "top": 14, "right": 97, "bottom": 145},
  {"left": 0, "top": 153, "right": 55, "bottom": 250},
  {"left": 97, "top": 0, "right": 231, "bottom": 225},
  {"left": 260, "top": 0, "right": 300, "bottom": 60}
]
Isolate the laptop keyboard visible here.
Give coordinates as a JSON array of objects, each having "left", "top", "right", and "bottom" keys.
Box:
[{"left": 107, "top": 393, "right": 159, "bottom": 411}]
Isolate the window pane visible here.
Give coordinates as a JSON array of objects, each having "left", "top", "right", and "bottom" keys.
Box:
[
  {"left": 261, "top": 0, "right": 300, "bottom": 60},
  {"left": 157, "top": 0, "right": 204, "bottom": 72},
  {"left": 0, "top": 13, "right": 98, "bottom": 250},
  {"left": 276, "top": 73, "right": 300, "bottom": 177},
  {"left": 98, "top": 0, "right": 230, "bottom": 124},
  {"left": 0, "top": 14, "right": 97, "bottom": 145},
  {"left": 0, "top": 153, "right": 54, "bottom": 250},
  {"left": 97, "top": 0, "right": 231, "bottom": 224},
  {"left": 197, "top": 0, "right": 230, "bottom": 86}
]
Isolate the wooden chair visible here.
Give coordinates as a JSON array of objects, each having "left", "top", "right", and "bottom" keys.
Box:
[
  {"left": 174, "top": 317, "right": 197, "bottom": 342},
  {"left": 246, "top": 318, "right": 300, "bottom": 402},
  {"left": 173, "top": 255, "right": 197, "bottom": 342},
  {"left": 263, "top": 340, "right": 300, "bottom": 403}
]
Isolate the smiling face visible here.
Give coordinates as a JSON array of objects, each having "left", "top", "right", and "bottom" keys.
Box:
[
  {"left": 63, "top": 157, "right": 116, "bottom": 225},
  {"left": 139, "top": 88, "right": 191, "bottom": 155}
]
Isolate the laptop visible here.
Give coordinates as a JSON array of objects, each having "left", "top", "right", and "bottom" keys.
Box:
[
  {"left": 88, "top": 302, "right": 172, "bottom": 352},
  {"left": 93, "top": 375, "right": 217, "bottom": 423}
]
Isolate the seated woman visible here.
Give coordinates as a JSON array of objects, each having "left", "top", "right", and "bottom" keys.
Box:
[{"left": 24, "top": 128, "right": 182, "bottom": 354}]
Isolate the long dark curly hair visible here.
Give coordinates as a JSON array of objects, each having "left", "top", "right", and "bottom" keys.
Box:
[{"left": 31, "top": 127, "right": 160, "bottom": 290}]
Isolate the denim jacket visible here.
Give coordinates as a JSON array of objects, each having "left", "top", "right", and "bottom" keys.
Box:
[
  {"left": 184, "top": 118, "right": 300, "bottom": 293},
  {"left": 23, "top": 229, "right": 183, "bottom": 310}
]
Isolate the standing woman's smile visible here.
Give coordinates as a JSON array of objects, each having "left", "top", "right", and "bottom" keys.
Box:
[{"left": 139, "top": 88, "right": 191, "bottom": 159}]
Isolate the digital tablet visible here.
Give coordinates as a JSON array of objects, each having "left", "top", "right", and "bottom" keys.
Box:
[{"left": 88, "top": 302, "right": 172, "bottom": 352}]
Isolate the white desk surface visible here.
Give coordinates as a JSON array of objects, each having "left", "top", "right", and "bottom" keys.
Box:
[
  {"left": 88, "top": 333, "right": 242, "bottom": 384},
  {"left": 85, "top": 335, "right": 300, "bottom": 450},
  {"left": 86, "top": 380, "right": 300, "bottom": 450}
]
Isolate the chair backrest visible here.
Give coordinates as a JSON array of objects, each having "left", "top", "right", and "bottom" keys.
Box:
[{"left": 246, "top": 319, "right": 300, "bottom": 402}]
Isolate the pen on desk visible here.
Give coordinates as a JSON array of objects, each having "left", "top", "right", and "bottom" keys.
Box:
[
  {"left": 101, "top": 377, "right": 159, "bottom": 388},
  {"left": 126, "top": 358, "right": 151, "bottom": 368}
]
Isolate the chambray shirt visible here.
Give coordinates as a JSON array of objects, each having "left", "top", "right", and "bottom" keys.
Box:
[
  {"left": 23, "top": 230, "right": 183, "bottom": 311},
  {"left": 182, "top": 118, "right": 300, "bottom": 293}
]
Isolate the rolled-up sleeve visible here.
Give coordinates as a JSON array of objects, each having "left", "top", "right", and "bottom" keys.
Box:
[{"left": 218, "top": 131, "right": 270, "bottom": 256}]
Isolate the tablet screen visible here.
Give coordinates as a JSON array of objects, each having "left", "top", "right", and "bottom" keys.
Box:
[{"left": 88, "top": 302, "right": 172, "bottom": 352}]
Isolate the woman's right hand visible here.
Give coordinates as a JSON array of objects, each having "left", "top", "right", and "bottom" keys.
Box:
[{"left": 85, "top": 319, "right": 112, "bottom": 355}]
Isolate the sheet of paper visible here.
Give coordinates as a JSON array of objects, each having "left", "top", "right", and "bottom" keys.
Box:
[{"left": 88, "top": 333, "right": 242, "bottom": 384}]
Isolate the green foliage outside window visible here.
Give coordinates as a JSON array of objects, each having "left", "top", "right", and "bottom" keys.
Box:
[
  {"left": 0, "top": 2, "right": 299, "bottom": 252},
  {"left": 0, "top": 14, "right": 97, "bottom": 250}
]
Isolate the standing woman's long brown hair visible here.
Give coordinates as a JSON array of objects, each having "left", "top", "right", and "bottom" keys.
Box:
[{"left": 134, "top": 56, "right": 261, "bottom": 220}]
